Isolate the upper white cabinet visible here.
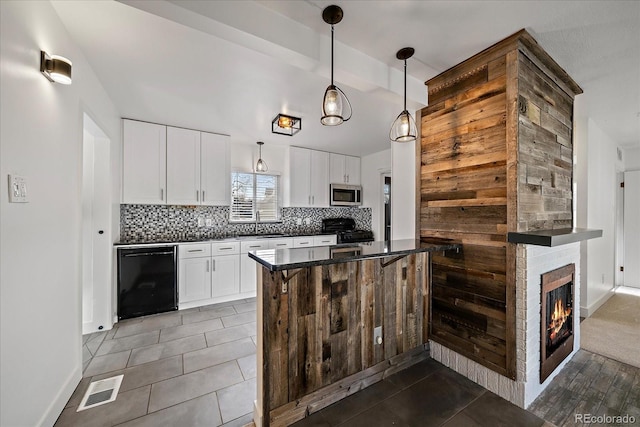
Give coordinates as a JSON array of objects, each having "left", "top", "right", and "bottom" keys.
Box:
[
  {"left": 290, "top": 147, "right": 329, "bottom": 207},
  {"left": 167, "top": 127, "right": 200, "bottom": 205},
  {"left": 201, "top": 132, "right": 230, "bottom": 205},
  {"left": 166, "top": 128, "right": 230, "bottom": 206},
  {"left": 329, "top": 153, "right": 361, "bottom": 185},
  {"left": 122, "top": 119, "right": 167, "bottom": 204}
]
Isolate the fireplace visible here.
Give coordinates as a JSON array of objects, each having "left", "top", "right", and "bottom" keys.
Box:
[{"left": 540, "top": 263, "right": 575, "bottom": 382}]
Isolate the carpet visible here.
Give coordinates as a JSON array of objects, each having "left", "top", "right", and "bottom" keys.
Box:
[{"left": 580, "top": 293, "right": 640, "bottom": 368}]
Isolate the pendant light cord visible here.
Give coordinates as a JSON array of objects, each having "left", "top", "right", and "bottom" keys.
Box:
[
  {"left": 403, "top": 59, "right": 407, "bottom": 111},
  {"left": 331, "top": 25, "right": 335, "bottom": 85}
]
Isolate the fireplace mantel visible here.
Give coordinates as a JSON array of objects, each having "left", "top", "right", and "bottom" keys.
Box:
[{"left": 507, "top": 228, "right": 602, "bottom": 247}]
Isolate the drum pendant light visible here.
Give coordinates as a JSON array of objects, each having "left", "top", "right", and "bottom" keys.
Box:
[
  {"left": 390, "top": 47, "right": 417, "bottom": 142},
  {"left": 321, "top": 5, "right": 352, "bottom": 126}
]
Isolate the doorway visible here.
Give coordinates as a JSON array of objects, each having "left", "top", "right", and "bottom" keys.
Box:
[
  {"left": 383, "top": 175, "right": 391, "bottom": 241},
  {"left": 623, "top": 170, "right": 640, "bottom": 288},
  {"left": 82, "top": 113, "right": 112, "bottom": 334}
]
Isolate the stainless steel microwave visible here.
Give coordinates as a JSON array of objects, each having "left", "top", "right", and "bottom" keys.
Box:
[{"left": 330, "top": 184, "right": 362, "bottom": 206}]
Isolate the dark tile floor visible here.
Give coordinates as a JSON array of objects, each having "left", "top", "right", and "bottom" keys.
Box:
[{"left": 291, "top": 358, "right": 546, "bottom": 427}]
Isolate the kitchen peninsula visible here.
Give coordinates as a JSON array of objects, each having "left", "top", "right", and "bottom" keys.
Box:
[{"left": 249, "top": 239, "right": 460, "bottom": 426}]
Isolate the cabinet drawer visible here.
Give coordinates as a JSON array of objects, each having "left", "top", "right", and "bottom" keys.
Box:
[
  {"left": 313, "top": 235, "right": 337, "bottom": 246},
  {"left": 241, "top": 240, "right": 269, "bottom": 253},
  {"left": 211, "top": 241, "right": 240, "bottom": 255},
  {"left": 293, "top": 237, "right": 314, "bottom": 248},
  {"left": 268, "top": 238, "right": 293, "bottom": 249},
  {"left": 179, "top": 243, "right": 211, "bottom": 259}
]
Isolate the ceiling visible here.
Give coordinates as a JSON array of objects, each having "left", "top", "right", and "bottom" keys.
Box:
[{"left": 52, "top": 0, "right": 640, "bottom": 157}]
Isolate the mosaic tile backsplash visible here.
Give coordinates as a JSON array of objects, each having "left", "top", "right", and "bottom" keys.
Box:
[{"left": 120, "top": 205, "right": 372, "bottom": 242}]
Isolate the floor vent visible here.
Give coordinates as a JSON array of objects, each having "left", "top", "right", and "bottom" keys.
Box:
[{"left": 77, "top": 375, "right": 124, "bottom": 412}]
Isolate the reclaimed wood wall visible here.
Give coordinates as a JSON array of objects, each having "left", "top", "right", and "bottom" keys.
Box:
[
  {"left": 261, "top": 253, "right": 429, "bottom": 426},
  {"left": 418, "top": 30, "right": 581, "bottom": 380}
]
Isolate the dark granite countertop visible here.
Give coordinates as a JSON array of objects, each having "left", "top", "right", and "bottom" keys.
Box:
[
  {"left": 507, "top": 228, "right": 602, "bottom": 247},
  {"left": 248, "top": 238, "right": 461, "bottom": 271},
  {"left": 114, "top": 231, "right": 336, "bottom": 246}
]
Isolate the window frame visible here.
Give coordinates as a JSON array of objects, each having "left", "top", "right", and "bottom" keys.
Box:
[{"left": 229, "top": 171, "right": 281, "bottom": 223}]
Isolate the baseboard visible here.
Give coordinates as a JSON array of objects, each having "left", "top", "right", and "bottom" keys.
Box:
[
  {"left": 581, "top": 288, "right": 614, "bottom": 317},
  {"left": 36, "top": 365, "right": 81, "bottom": 427}
]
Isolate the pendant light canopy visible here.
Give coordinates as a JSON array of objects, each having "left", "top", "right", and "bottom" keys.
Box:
[
  {"left": 321, "top": 5, "right": 352, "bottom": 126},
  {"left": 256, "top": 141, "right": 268, "bottom": 172},
  {"left": 390, "top": 47, "right": 417, "bottom": 142}
]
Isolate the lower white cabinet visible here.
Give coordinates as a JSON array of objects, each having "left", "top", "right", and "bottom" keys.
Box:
[{"left": 178, "top": 235, "right": 336, "bottom": 309}]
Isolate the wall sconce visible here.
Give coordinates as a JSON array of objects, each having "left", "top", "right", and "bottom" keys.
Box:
[
  {"left": 40, "top": 50, "right": 72, "bottom": 85},
  {"left": 256, "top": 141, "right": 268, "bottom": 172},
  {"left": 272, "top": 114, "right": 301, "bottom": 136}
]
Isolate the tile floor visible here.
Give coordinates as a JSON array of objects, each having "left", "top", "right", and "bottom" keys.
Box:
[
  {"left": 56, "top": 298, "right": 258, "bottom": 427},
  {"left": 291, "top": 358, "right": 547, "bottom": 427}
]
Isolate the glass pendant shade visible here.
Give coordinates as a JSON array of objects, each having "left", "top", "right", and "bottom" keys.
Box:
[
  {"left": 321, "top": 85, "right": 351, "bottom": 126},
  {"left": 256, "top": 141, "right": 268, "bottom": 172},
  {"left": 390, "top": 110, "right": 417, "bottom": 142}
]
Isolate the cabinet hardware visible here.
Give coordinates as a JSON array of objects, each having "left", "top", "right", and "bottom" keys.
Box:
[
  {"left": 160, "top": 188, "right": 164, "bottom": 200},
  {"left": 220, "top": 247, "right": 234, "bottom": 250},
  {"left": 196, "top": 191, "right": 199, "bottom": 201},
  {"left": 299, "top": 242, "right": 309, "bottom": 245},
  {"left": 206, "top": 260, "right": 209, "bottom": 272},
  {"left": 276, "top": 244, "right": 286, "bottom": 246},
  {"left": 312, "top": 195, "right": 315, "bottom": 204},
  {"left": 187, "top": 249, "right": 203, "bottom": 252},
  {"left": 212, "top": 260, "right": 215, "bottom": 271},
  {"left": 202, "top": 191, "right": 205, "bottom": 201},
  {"left": 249, "top": 245, "right": 261, "bottom": 248},
  {"left": 308, "top": 195, "right": 311, "bottom": 205}
]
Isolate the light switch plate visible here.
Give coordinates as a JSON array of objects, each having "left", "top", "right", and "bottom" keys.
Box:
[{"left": 8, "top": 174, "right": 28, "bottom": 203}]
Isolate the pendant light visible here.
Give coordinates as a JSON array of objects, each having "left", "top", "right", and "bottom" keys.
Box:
[
  {"left": 321, "top": 5, "right": 352, "bottom": 126},
  {"left": 256, "top": 141, "right": 268, "bottom": 172},
  {"left": 390, "top": 47, "right": 417, "bottom": 142}
]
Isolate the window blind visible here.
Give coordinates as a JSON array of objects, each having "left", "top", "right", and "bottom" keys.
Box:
[{"left": 230, "top": 172, "right": 279, "bottom": 221}]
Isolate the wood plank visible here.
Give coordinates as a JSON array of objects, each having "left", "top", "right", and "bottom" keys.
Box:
[
  {"left": 421, "top": 161, "right": 507, "bottom": 193},
  {"left": 421, "top": 111, "right": 507, "bottom": 146},
  {"left": 347, "top": 261, "right": 361, "bottom": 375},
  {"left": 427, "top": 197, "right": 507, "bottom": 208},
  {"left": 428, "top": 65, "right": 489, "bottom": 105},
  {"left": 383, "top": 257, "right": 398, "bottom": 360},
  {"left": 422, "top": 123, "right": 506, "bottom": 165}
]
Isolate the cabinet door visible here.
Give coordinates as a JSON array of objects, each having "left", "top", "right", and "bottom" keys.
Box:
[
  {"left": 310, "top": 150, "right": 329, "bottom": 206},
  {"left": 201, "top": 132, "right": 230, "bottom": 205},
  {"left": 293, "top": 237, "right": 314, "bottom": 248},
  {"left": 240, "top": 255, "right": 259, "bottom": 294},
  {"left": 344, "top": 155, "right": 361, "bottom": 185},
  {"left": 166, "top": 127, "right": 201, "bottom": 205},
  {"left": 122, "top": 120, "right": 166, "bottom": 204},
  {"left": 212, "top": 255, "right": 240, "bottom": 298},
  {"left": 329, "top": 153, "right": 346, "bottom": 184},
  {"left": 290, "top": 147, "right": 311, "bottom": 207},
  {"left": 179, "top": 257, "right": 212, "bottom": 303}
]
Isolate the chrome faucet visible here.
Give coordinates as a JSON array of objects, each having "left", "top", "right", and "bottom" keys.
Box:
[{"left": 255, "top": 211, "right": 260, "bottom": 234}]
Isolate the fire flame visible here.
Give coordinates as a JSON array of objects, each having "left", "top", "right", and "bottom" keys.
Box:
[{"left": 548, "top": 299, "right": 571, "bottom": 342}]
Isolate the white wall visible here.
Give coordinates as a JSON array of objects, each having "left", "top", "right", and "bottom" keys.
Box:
[
  {"left": 0, "top": 2, "right": 120, "bottom": 426},
  {"left": 391, "top": 141, "right": 416, "bottom": 240},
  {"left": 575, "top": 117, "right": 623, "bottom": 316},
  {"left": 361, "top": 149, "right": 391, "bottom": 241},
  {"left": 625, "top": 146, "right": 640, "bottom": 170}
]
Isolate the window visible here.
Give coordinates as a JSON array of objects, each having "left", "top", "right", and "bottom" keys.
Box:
[{"left": 230, "top": 172, "right": 280, "bottom": 222}]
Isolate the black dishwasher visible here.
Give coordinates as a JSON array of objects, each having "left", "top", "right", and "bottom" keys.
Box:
[{"left": 117, "top": 246, "right": 178, "bottom": 320}]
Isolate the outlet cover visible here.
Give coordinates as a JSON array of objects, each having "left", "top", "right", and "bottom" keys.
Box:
[{"left": 373, "top": 325, "right": 382, "bottom": 346}]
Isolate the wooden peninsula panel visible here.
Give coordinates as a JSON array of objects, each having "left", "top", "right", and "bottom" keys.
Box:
[
  {"left": 418, "top": 29, "right": 581, "bottom": 379},
  {"left": 260, "top": 253, "right": 430, "bottom": 426}
]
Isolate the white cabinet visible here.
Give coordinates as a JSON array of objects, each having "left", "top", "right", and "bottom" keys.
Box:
[
  {"left": 211, "top": 254, "right": 239, "bottom": 298},
  {"left": 268, "top": 238, "right": 294, "bottom": 249},
  {"left": 201, "top": 132, "right": 230, "bottom": 205},
  {"left": 313, "top": 235, "right": 337, "bottom": 246},
  {"left": 290, "top": 147, "right": 329, "bottom": 207},
  {"left": 166, "top": 128, "right": 230, "bottom": 206},
  {"left": 122, "top": 119, "right": 166, "bottom": 204},
  {"left": 167, "top": 127, "right": 200, "bottom": 205},
  {"left": 179, "top": 243, "right": 212, "bottom": 304},
  {"left": 240, "top": 240, "right": 269, "bottom": 294},
  {"left": 179, "top": 242, "right": 240, "bottom": 308},
  {"left": 293, "top": 236, "right": 314, "bottom": 248},
  {"left": 329, "top": 153, "right": 361, "bottom": 185}
]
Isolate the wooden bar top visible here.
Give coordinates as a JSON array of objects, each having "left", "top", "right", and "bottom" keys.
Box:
[{"left": 248, "top": 238, "right": 460, "bottom": 271}]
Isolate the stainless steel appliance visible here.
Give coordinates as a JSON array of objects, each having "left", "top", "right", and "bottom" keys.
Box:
[
  {"left": 330, "top": 183, "right": 362, "bottom": 206},
  {"left": 117, "top": 245, "right": 178, "bottom": 320},
  {"left": 321, "top": 217, "right": 374, "bottom": 243}
]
